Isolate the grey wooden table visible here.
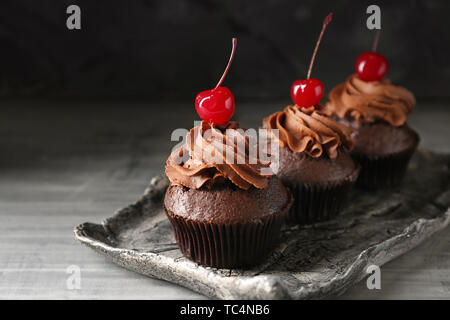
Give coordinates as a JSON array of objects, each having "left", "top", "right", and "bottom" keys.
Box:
[{"left": 1, "top": 100, "right": 449, "bottom": 299}]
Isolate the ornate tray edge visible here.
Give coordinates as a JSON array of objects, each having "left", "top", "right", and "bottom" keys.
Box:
[{"left": 74, "top": 176, "right": 450, "bottom": 299}]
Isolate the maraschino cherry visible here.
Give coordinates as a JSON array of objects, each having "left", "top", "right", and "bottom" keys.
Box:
[
  {"left": 291, "top": 12, "right": 333, "bottom": 108},
  {"left": 195, "top": 38, "right": 237, "bottom": 125},
  {"left": 355, "top": 29, "right": 388, "bottom": 81}
]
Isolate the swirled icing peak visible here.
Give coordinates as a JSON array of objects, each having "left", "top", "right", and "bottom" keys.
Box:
[
  {"left": 165, "top": 121, "right": 272, "bottom": 190},
  {"left": 326, "top": 74, "right": 415, "bottom": 126},
  {"left": 263, "top": 106, "right": 353, "bottom": 159}
]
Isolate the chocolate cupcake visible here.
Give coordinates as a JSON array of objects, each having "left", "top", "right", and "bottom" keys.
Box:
[
  {"left": 263, "top": 106, "right": 359, "bottom": 224},
  {"left": 326, "top": 74, "right": 419, "bottom": 188},
  {"left": 164, "top": 121, "right": 292, "bottom": 269}
]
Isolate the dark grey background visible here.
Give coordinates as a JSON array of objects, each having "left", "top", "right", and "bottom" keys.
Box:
[{"left": 1, "top": 0, "right": 449, "bottom": 102}]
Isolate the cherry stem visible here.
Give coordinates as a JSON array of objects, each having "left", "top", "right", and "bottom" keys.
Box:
[
  {"left": 372, "top": 29, "right": 382, "bottom": 52},
  {"left": 215, "top": 38, "right": 237, "bottom": 89},
  {"left": 307, "top": 12, "right": 333, "bottom": 80}
]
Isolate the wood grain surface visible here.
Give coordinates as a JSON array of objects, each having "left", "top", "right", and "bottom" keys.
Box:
[{"left": 1, "top": 100, "right": 449, "bottom": 299}]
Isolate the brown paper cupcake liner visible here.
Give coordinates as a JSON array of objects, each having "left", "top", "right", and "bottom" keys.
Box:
[
  {"left": 164, "top": 200, "right": 291, "bottom": 269},
  {"left": 286, "top": 166, "right": 360, "bottom": 224},
  {"left": 352, "top": 135, "right": 419, "bottom": 189}
]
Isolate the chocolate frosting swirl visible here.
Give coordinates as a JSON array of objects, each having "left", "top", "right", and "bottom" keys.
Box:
[
  {"left": 165, "top": 121, "right": 271, "bottom": 190},
  {"left": 326, "top": 74, "right": 415, "bottom": 126},
  {"left": 263, "top": 105, "right": 353, "bottom": 159}
]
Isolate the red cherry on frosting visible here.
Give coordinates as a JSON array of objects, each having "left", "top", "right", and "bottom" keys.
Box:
[
  {"left": 355, "top": 30, "right": 388, "bottom": 82},
  {"left": 195, "top": 87, "right": 234, "bottom": 125},
  {"left": 290, "top": 79, "right": 324, "bottom": 107},
  {"left": 355, "top": 52, "right": 388, "bottom": 81},
  {"left": 195, "top": 38, "right": 237, "bottom": 125},
  {"left": 290, "top": 13, "right": 332, "bottom": 108}
]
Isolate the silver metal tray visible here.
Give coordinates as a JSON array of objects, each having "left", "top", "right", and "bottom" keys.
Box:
[{"left": 74, "top": 150, "right": 450, "bottom": 299}]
